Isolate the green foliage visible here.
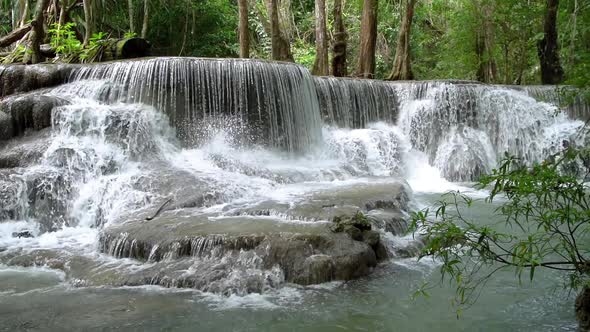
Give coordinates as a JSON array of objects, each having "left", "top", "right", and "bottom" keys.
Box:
[
  {"left": 411, "top": 146, "right": 590, "bottom": 309},
  {"left": 48, "top": 23, "right": 109, "bottom": 63},
  {"left": 79, "top": 32, "right": 109, "bottom": 63},
  {"left": 124, "top": 31, "right": 137, "bottom": 39},
  {"left": 292, "top": 39, "right": 316, "bottom": 70},
  {"left": 2, "top": 0, "right": 590, "bottom": 82},
  {"left": 48, "top": 23, "right": 82, "bottom": 59}
]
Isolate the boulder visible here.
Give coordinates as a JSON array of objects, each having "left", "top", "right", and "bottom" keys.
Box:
[
  {"left": 99, "top": 213, "right": 379, "bottom": 288},
  {"left": 0, "top": 93, "right": 70, "bottom": 140}
]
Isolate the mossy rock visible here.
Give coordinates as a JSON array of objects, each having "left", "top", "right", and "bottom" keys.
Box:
[{"left": 330, "top": 211, "right": 372, "bottom": 233}]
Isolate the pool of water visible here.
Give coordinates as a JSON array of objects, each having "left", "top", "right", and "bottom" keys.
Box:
[{"left": 0, "top": 192, "right": 577, "bottom": 332}]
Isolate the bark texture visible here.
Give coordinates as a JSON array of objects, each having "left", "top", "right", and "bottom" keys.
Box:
[
  {"left": 31, "top": 0, "right": 51, "bottom": 64},
  {"left": 577, "top": 287, "right": 590, "bottom": 332},
  {"left": 475, "top": 0, "right": 497, "bottom": 83},
  {"left": 357, "top": 0, "right": 378, "bottom": 78},
  {"left": 128, "top": 0, "right": 135, "bottom": 33},
  {"left": 0, "top": 24, "right": 31, "bottom": 48},
  {"left": 312, "top": 0, "right": 329, "bottom": 76},
  {"left": 83, "top": 0, "right": 93, "bottom": 46},
  {"left": 389, "top": 0, "right": 416, "bottom": 81},
  {"left": 268, "top": 0, "right": 294, "bottom": 62},
  {"left": 238, "top": 0, "right": 250, "bottom": 58},
  {"left": 141, "top": 0, "right": 149, "bottom": 38},
  {"left": 538, "top": 0, "right": 564, "bottom": 84},
  {"left": 331, "top": 0, "right": 347, "bottom": 77}
]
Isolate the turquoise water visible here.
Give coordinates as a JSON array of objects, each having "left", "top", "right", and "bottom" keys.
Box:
[{"left": 0, "top": 192, "right": 577, "bottom": 332}]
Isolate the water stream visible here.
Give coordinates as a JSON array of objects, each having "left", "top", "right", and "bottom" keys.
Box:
[{"left": 0, "top": 58, "right": 587, "bottom": 330}]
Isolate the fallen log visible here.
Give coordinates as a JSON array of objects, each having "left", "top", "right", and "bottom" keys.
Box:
[
  {"left": 40, "top": 44, "right": 56, "bottom": 58},
  {"left": 102, "top": 37, "right": 151, "bottom": 61},
  {"left": 36, "top": 37, "right": 151, "bottom": 63},
  {"left": 0, "top": 24, "right": 32, "bottom": 48}
]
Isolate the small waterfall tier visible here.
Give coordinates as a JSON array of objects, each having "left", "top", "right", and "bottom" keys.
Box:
[
  {"left": 314, "top": 77, "right": 588, "bottom": 181},
  {"left": 68, "top": 57, "right": 323, "bottom": 152}
]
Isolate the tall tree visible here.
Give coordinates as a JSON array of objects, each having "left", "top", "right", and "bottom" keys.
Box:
[
  {"left": 141, "top": 0, "right": 149, "bottom": 38},
  {"left": 389, "top": 0, "right": 416, "bottom": 81},
  {"left": 268, "top": 0, "right": 293, "bottom": 62},
  {"left": 18, "top": 0, "right": 30, "bottom": 27},
  {"left": 312, "top": 0, "right": 329, "bottom": 75},
  {"left": 357, "top": 0, "right": 378, "bottom": 78},
  {"left": 128, "top": 0, "right": 135, "bottom": 34},
  {"left": 475, "top": 0, "right": 497, "bottom": 83},
  {"left": 538, "top": 0, "right": 564, "bottom": 84},
  {"left": 331, "top": 0, "right": 347, "bottom": 77},
  {"left": 238, "top": 0, "right": 249, "bottom": 58},
  {"left": 83, "top": 0, "right": 93, "bottom": 46},
  {"left": 30, "top": 0, "right": 51, "bottom": 64}
]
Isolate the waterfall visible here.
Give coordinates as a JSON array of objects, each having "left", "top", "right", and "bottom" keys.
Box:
[
  {"left": 520, "top": 85, "right": 590, "bottom": 121},
  {"left": 0, "top": 57, "right": 588, "bottom": 295},
  {"left": 68, "top": 57, "right": 323, "bottom": 152},
  {"left": 314, "top": 77, "right": 399, "bottom": 128},
  {"left": 314, "top": 78, "right": 587, "bottom": 181}
]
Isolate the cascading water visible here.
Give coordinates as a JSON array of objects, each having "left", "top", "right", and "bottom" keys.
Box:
[
  {"left": 68, "top": 57, "right": 323, "bottom": 152},
  {"left": 315, "top": 78, "right": 587, "bottom": 181},
  {"left": 0, "top": 57, "right": 588, "bottom": 299}
]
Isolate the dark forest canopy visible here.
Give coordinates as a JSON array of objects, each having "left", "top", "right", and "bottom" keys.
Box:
[{"left": 0, "top": 0, "right": 588, "bottom": 85}]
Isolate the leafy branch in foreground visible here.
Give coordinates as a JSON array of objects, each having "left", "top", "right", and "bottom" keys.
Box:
[{"left": 411, "top": 148, "right": 590, "bottom": 321}]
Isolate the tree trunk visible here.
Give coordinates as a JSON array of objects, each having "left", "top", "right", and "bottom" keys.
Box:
[
  {"left": 568, "top": 0, "right": 578, "bottom": 67},
  {"left": 576, "top": 287, "right": 590, "bottom": 332},
  {"left": 356, "top": 0, "right": 378, "bottom": 78},
  {"left": 141, "top": 0, "right": 149, "bottom": 38},
  {"left": 475, "top": 1, "right": 497, "bottom": 83},
  {"left": 538, "top": 0, "right": 564, "bottom": 84},
  {"left": 388, "top": 0, "right": 416, "bottom": 81},
  {"left": 18, "top": 0, "right": 30, "bottom": 27},
  {"left": 128, "top": 0, "right": 135, "bottom": 34},
  {"left": 83, "top": 0, "right": 93, "bottom": 46},
  {"left": 312, "top": 0, "right": 329, "bottom": 75},
  {"left": 268, "top": 0, "right": 293, "bottom": 62},
  {"left": 331, "top": 0, "right": 347, "bottom": 77},
  {"left": 58, "top": 0, "right": 67, "bottom": 26},
  {"left": 31, "top": 0, "right": 51, "bottom": 64},
  {"left": 238, "top": 0, "right": 250, "bottom": 58}
]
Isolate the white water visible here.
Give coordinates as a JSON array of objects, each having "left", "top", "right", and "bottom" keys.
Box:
[{"left": 1, "top": 80, "right": 584, "bottom": 256}]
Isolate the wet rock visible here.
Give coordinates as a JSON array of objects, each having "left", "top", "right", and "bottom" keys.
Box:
[
  {"left": 577, "top": 287, "right": 590, "bottom": 332},
  {"left": 99, "top": 213, "right": 379, "bottom": 287},
  {"left": 0, "top": 110, "right": 12, "bottom": 140},
  {"left": 366, "top": 209, "right": 408, "bottom": 236},
  {"left": 11, "top": 230, "right": 34, "bottom": 238},
  {"left": 0, "top": 170, "right": 25, "bottom": 220},
  {"left": 298, "top": 255, "right": 335, "bottom": 285},
  {"left": 132, "top": 164, "right": 225, "bottom": 213},
  {"left": 0, "top": 64, "right": 76, "bottom": 97},
  {"left": 0, "top": 92, "right": 70, "bottom": 140},
  {"left": 0, "top": 129, "right": 51, "bottom": 167},
  {"left": 226, "top": 180, "right": 412, "bottom": 226},
  {"left": 390, "top": 236, "right": 426, "bottom": 258},
  {"left": 23, "top": 169, "right": 72, "bottom": 232},
  {"left": 362, "top": 230, "right": 380, "bottom": 247}
]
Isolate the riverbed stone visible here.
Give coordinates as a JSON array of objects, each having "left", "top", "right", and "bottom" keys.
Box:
[{"left": 99, "top": 213, "right": 379, "bottom": 287}]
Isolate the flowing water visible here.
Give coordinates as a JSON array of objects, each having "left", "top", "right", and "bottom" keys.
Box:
[{"left": 0, "top": 58, "right": 587, "bottom": 331}]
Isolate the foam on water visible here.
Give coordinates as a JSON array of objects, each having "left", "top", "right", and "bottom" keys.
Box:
[{"left": 0, "top": 59, "right": 588, "bottom": 300}]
